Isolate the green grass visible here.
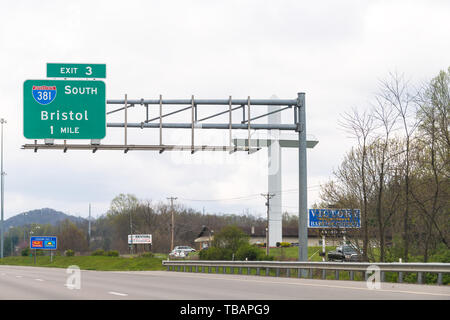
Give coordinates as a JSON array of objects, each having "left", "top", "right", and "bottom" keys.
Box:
[
  {"left": 266, "top": 246, "right": 335, "bottom": 261},
  {"left": 0, "top": 255, "right": 166, "bottom": 271}
]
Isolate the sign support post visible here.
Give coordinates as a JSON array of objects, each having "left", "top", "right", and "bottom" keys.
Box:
[
  {"left": 297, "top": 93, "right": 308, "bottom": 264},
  {"left": 322, "top": 234, "right": 326, "bottom": 262},
  {"left": 30, "top": 236, "right": 57, "bottom": 264}
]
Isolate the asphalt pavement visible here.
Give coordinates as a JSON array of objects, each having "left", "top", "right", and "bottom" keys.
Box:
[{"left": 0, "top": 265, "right": 449, "bottom": 300}]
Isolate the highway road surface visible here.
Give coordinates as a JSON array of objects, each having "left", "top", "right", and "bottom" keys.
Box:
[{"left": 0, "top": 265, "right": 449, "bottom": 300}]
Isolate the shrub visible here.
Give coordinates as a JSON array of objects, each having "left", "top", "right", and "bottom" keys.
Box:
[
  {"left": 65, "top": 249, "right": 75, "bottom": 257},
  {"left": 21, "top": 248, "right": 30, "bottom": 257},
  {"left": 236, "top": 244, "right": 261, "bottom": 261},
  {"left": 91, "top": 249, "right": 105, "bottom": 256},
  {"left": 106, "top": 250, "right": 119, "bottom": 257},
  {"left": 258, "top": 254, "right": 274, "bottom": 261},
  {"left": 140, "top": 252, "right": 154, "bottom": 258},
  {"left": 212, "top": 225, "right": 249, "bottom": 253},
  {"left": 199, "top": 247, "right": 232, "bottom": 260}
]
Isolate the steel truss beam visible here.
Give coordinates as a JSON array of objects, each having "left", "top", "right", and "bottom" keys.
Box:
[
  {"left": 22, "top": 93, "right": 311, "bottom": 263},
  {"left": 21, "top": 143, "right": 258, "bottom": 154},
  {"left": 107, "top": 98, "right": 298, "bottom": 106}
]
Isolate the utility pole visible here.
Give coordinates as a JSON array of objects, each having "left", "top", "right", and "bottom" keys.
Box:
[
  {"left": 261, "top": 193, "right": 275, "bottom": 256},
  {"left": 129, "top": 210, "right": 133, "bottom": 255},
  {"left": 167, "top": 197, "right": 177, "bottom": 251},
  {"left": 88, "top": 203, "right": 91, "bottom": 246},
  {"left": 0, "top": 118, "right": 6, "bottom": 259}
]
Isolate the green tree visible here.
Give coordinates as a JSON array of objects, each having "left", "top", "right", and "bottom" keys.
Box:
[
  {"left": 108, "top": 194, "right": 139, "bottom": 215},
  {"left": 212, "top": 225, "right": 249, "bottom": 255},
  {"left": 57, "top": 220, "right": 88, "bottom": 253}
]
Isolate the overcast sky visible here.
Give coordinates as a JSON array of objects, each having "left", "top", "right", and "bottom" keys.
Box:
[{"left": 0, "top": 0, "right": 449, "bottom": 220}]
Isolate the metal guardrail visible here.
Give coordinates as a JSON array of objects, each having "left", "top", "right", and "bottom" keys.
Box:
[{"left": 162, "top": 260, "right": 450, "bottom": 285}]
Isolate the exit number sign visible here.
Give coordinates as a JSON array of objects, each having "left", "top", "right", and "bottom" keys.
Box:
[
  {"left": 47, "top": 63, "right": 106, "bottom": 78},
  {"left": 23, "top": 80, "right": 106, "bottom": 139}
]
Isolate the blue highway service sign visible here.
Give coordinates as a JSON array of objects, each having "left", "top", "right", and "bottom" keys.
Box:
[{"left": 30, "top": 236, "right": 57, "bottom": 250}]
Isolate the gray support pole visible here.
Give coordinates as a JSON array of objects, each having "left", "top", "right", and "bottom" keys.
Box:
[
  {"left": 229, "top": 96, "right": 232, "bottom": 150},
  {"left": 88, "top": 203, "right": 91, "bottom": 246},
  {"left": 191, "top": 95, "right": 195, "bottom": 153},
  {"left": 437, "top": 273, "right": 443, "bottom": 285},
  {"left": 297, "top": 93, "right": 308, "bottom": 263},
  {"left": 417, "top": 272, "right": 423, "bottom": 284},
  {"left": 0, "top": 119, "right": 4, "bottom": 259},
  {"left": 124, "top": 94, "right": 128, "bottom": 146},
  {"left": 159, "top": 95, "right": 163, "bottom": 145},
  {"left": 247, "top": 96, "right": 251, "bottom": 152}
]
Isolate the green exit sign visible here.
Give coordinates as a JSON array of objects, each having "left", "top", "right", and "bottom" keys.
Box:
[
  {"left": 23, "top": 80, "right": 106, "bottom": 139},
  {"left": 47, "top": 63, "right": 106, "bottom": 78}
]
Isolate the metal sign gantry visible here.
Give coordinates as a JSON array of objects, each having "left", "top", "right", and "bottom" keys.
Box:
[{"left": 22, "top": 92, "right": 312, "bottom": 262}]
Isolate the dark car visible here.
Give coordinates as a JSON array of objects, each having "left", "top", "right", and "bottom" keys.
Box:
[{"left": 327, "top": 245, "right": 362, "bottom": 262}]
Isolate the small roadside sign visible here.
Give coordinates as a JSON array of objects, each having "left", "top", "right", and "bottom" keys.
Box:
[
  {"left": 30, "top": 236, "right": 57, "bottom": 250},
  {"left": 128, "top": 234, "right": 152, "bottom": 244},
  {"left": 47, "top": 63, "right": 106, "bottom": 78}
]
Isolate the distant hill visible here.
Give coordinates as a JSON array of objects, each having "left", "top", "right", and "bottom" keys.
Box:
[{"left": 5, "top": 208, "right": 87, "bottom": 229}]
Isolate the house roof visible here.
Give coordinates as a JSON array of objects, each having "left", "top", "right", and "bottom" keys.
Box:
[{"left": 196, "top": 225, "right": 323, "bottom": 239}]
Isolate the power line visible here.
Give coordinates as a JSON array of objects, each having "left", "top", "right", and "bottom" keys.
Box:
[{"left": 178, "top": 185, "right": 322, "bottom": 203}]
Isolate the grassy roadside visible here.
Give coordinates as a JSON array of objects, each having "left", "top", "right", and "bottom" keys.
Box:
[
  {"left": 0, "top": 255, "right": 167, "bottom": 271},
  {"left": 187, "top": 246, "right": 334, "bottom": 261}
]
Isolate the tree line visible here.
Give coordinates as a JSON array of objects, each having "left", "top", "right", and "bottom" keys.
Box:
[
  {"left": 318, "top": 68, "right": 449, "bottom": 262},
  {"left": 2, "top": 194, "right": 299, "bottom": 256}
]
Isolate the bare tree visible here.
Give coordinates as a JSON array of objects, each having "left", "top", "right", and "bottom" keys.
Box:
[
  {"left": 370, "top": 93, "right": 400, "bottom": 261},
  {"left": 411, "top": 68, "right": 450, "bottom": 260},
  {"left": 377, "top": 72, "right": 419, "bottom": 261},
  {"left": 339, "top": 108, "right": 377, "bottom": 261}
]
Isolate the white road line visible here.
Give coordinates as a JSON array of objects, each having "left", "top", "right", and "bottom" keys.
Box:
[
  {"left": 162, "top": 273, "right": 450, "bottom": 297},
  {"left": 108, "top": 291, "right": 128, "bottom": 297},
  {"left": 34, "top": 279, "right": 44, "bottom": 282},
  {"left": 15, "top": 275, "right": 23, "bottom": 278}
]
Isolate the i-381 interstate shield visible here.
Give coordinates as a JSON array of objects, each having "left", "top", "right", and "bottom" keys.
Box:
[{"left": 23, "top": 80, "right": 106, "bottom": 139}]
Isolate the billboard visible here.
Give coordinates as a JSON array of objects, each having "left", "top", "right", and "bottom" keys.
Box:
[
  {"left": 128, "top": 234, "right": 152, "bottom": 245},
  {"left": 308, "top": 209, "right": 361, "bottom": 228},
  {"left": 30, "top": 236, "right": 57, "bottom": 249}
]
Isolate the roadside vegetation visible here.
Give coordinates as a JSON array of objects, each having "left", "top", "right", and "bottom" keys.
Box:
[{"left": 0, "top": 253, "right": 167, "bottom": 271}]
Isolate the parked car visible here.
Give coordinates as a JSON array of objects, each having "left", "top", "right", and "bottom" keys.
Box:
[
  {"left": 169, "top": 246, "right": 196, "bottom": 258},
  {"left": 173, "top": 246, "right": 196, "bottom": 253},
  {"left": 169, "top": 249, "right": 188, "bottom": 258},
  {"left": 327, "top": 245, "right": 362, "bottom": 262}
]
